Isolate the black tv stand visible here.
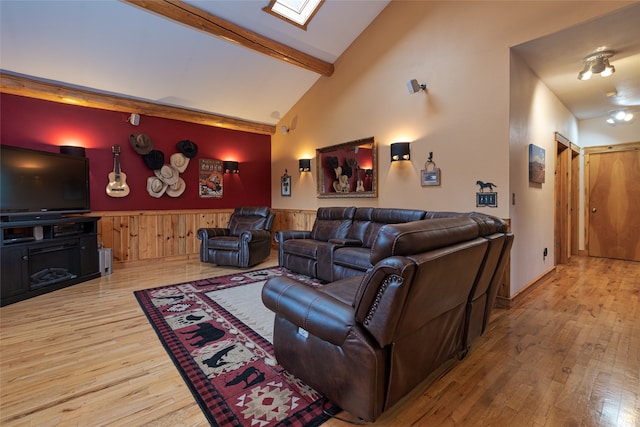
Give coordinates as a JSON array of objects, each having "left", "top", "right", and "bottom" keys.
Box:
[{"left": 1, "top": 216, "right": 101, "bottom": 306}]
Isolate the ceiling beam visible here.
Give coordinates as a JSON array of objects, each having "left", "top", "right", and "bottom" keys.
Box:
[
  {"left": 122, "top": 0, "right": 334, "bottom": 77},
  {"left": 1, "top": 72, "right": 276, "bottom": 135}
]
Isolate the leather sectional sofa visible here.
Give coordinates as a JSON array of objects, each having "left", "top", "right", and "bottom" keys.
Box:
[
  {"left": 275, "top": 206, "right": 507, "bottom": 282},
  {"left": 263, "top": 208, "right": 513, "bottom": 422}
]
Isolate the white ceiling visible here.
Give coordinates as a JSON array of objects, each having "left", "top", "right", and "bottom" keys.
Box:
[
  {"left": 0, "top": 0, "right": 390, "bottom": 127},
  {"left": 2, "top": 1, "right": 639, "bottom": 128},
  {"left": 512, "top": 2, "right": 640, "bottom": 121}
]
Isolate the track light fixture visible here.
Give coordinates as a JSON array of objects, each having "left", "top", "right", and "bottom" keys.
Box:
[
  {"left": 577, "top": 50, "right": 615, "bottom": 80},
  {"left": 606, "top": 109, "right": 634, "bottom": 125}
]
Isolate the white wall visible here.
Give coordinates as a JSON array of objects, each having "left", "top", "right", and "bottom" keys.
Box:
[
  {"left": 509, "top": 52, "right": 578, "bottom": 296},
  {"left": 579, "top": 116, "right": 640, "bottom": 147},
  {"left": 271, "top": 1, "right": 632, "bottom": 297}
]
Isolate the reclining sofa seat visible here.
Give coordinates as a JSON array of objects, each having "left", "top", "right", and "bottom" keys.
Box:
[
  {"left": 274, "top": 206, "right": 356, "bottom": 279},
  {"left": 331, "top": 207, "right": 426, "bottom": 281},
  {"left": 263, "top": 216, "right": 511, "bottom": 422},
  {"left": 197, "top": 206, "right": 275, "bottom": 268}
]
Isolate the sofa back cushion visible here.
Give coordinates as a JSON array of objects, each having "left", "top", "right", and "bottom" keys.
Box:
[
  {"left": 347, "top": 208, "right": 426, "bottom": 248},
  {"left": 424, "top": 211, "right": 507, "bottom": 234},
  {"left": 228, "top": 206, "right": 273, "bottom": 236},
  {"left": 362, "top": 209, "right": 426, "bottom": 248},
  {"left": 311, "top": 206, "right": 357, "bottom": 241},
  {"left": 370, "top": 216, "right": 479, "bottom": 265},
  {"left": 347, "top": 207, "right": 374, "bottom": 242}
]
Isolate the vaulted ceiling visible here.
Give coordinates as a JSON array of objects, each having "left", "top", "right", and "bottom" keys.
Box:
[{"left": 2, "top": 1, "right": 639, "bottom": 134}]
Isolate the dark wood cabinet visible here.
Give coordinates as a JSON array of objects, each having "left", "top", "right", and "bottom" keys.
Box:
[{"left": 1, "top": 216, "right": 101, "bottom": 306}]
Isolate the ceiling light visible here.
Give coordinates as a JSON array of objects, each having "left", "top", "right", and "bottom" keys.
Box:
[
  {"left": 606, "top": 109, "right": 634, "bottom": 126},
  {"left": 577, "top": 50, "right": 615, "bottom": 80}
]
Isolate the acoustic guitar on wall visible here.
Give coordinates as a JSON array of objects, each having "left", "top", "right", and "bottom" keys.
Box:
[{"left": 106, "top": 144, "right": 130, "bottom": 197}]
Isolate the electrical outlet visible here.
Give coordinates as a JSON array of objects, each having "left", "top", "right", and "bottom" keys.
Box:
[{"left": 543, "top": 248, "right": 548, "bottom": 257}]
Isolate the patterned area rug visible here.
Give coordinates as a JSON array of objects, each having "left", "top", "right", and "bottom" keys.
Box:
[{"left": 134, "top": 266, "right": 339, "bottom": 427}]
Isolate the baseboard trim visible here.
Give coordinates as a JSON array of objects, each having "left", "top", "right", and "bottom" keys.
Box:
[
  {"left": 495, "top": 266, "right": 556, "bottom": 309},
  {"left": 114, "top": 253, "right": 200, "bottom": 269}
]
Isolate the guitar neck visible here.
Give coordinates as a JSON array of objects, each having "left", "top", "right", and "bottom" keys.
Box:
[{"left": 113, "top": 153, "right": 121, "bottom": 176}]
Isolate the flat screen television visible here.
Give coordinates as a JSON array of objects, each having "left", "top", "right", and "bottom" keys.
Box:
[{"left": 1, "top": 145, "right": 91, "bottom": 221}]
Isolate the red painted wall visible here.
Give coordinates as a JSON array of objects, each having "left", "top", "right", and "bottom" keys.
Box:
[{"left": 1, "top": 94, "right": 271, "bottom": 211}]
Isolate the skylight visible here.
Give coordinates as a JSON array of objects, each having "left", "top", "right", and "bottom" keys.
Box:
[{"left": 264, "top": 0, "right": 324, "bottom": 30}]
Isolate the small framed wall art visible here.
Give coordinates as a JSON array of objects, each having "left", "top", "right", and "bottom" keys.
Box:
[
  {"left": 281, "top": 170, "right": 291, "bottom": 196},
  {"left": 421, "top": 152, "right": 441, "bottom": 186},
  {"left": 528, "top": 144, "right": 546, "bottom": 184}
]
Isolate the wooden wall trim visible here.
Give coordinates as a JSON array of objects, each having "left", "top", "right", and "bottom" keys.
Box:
[
  {"left": 496, "top": 267, "right": 556, "bottom": 309},
  {"left": 1, "top": 72, "right": 275, "bottom": 135}
]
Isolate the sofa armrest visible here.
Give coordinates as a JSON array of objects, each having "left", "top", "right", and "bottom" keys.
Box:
[
  {"left": 274, "top": 230, "right": 312, "bottom": 243},
  {"left": 262, "top": 277, "right": 355, "bottom": 346},
  {"left": 197, "top": 227, "right": 231, "bottom": 241},
  {"left": 240, "top": 229, "right": 271, "bottom": 243},
  {"left": 328, "top": 238, "right": 363, "bottom": 246}
]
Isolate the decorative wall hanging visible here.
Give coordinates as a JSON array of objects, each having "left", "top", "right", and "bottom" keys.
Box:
[
  {"left": 316, "top": 137, "right": 377, "bottom": 198},
  {"left": 199, "top": 158, "right": 223, "bottom": 198},
  {"left": 106, "top": 144, "right": 130, "bottom": 197},
  {"left": 281, "top": 169, "right": 291, "bottom": 196},
  {"left": 476, "top": 180, "right": 498, "bottom": 207},
  {"left": 421, "top": 152, "right": 441, "bottom": 186},
  {"left": 529, "top": 144, "right": 546, "bottom": 184}
]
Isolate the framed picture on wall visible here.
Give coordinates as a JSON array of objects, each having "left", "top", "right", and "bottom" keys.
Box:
[
  {"left": 529, "top": 144, "right": 545, "bottom": 184},
  {"left": 281, "top": 171, "right": 291, "bottom": 197},
  {"left": 199, "top": 158, "right": 223, "bottom": 198}
]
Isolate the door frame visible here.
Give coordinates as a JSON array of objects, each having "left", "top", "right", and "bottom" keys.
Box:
[{"left": 554, "top": 132, "right": 579, "bottom": 265}]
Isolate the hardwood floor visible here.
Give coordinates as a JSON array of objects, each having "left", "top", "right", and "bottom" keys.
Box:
[{"left": 1, "top": 255, "right": 638, "bottom": 426}]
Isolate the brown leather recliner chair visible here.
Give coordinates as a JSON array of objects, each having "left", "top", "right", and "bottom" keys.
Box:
[
  {"left": 197, "top": 206, "right": 275, "bottom": 268},
  {"left": 262, "top": 216, "right": 513, "bottom": 422}
]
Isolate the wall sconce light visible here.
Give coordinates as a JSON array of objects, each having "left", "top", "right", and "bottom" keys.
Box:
[
  {"left": 406, "top": 78, "right": 427, "bottom": 94},
  {"left": 299, "top": 159, "right": 311, "bottom": 172},
  {"left": 281, "top": 125, "right": 290, "bottom": 135},
  {"left": 128, "top": 113, "right": 140, "bottom": 126},
  {"left": 391, "top": 142, "right": 411, "bottom": 161},
  {"left": 577, "top": 50, "right": 615, "bottom": 80},
  {"left": 223, "top": 161, "right": 239, "bottom": 174},
  {"left": 59, "top": 145, "right": 86, "bottom": 157}
]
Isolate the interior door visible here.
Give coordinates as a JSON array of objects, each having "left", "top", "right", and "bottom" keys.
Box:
[{"left": 588, "top": 147, "right": 640, "bottom": 261}]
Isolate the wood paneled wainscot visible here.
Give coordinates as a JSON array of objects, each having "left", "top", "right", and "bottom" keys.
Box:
[
  {"left": 92, "top": 209, "right": 318, "bottom": 266},
  {"left": 93, "top": 210, "right": 234, "bottom": 265}
]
